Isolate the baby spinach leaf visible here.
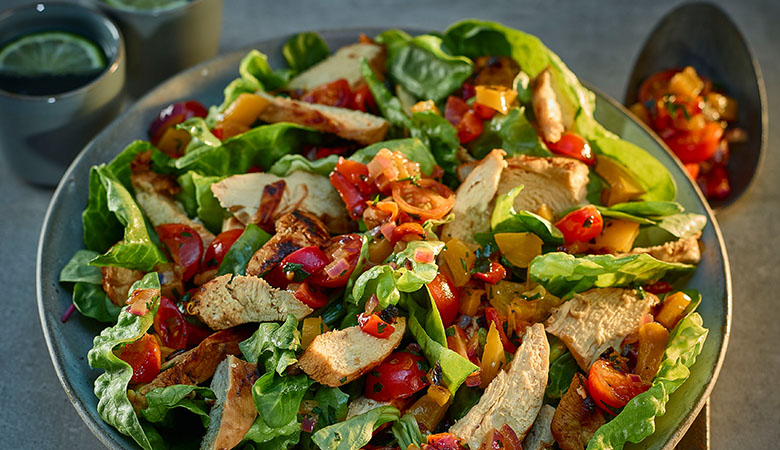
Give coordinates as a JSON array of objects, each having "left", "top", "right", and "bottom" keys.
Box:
[
  {"left": 314, "top": 386, "right": 350, "bottom": 426},
  {"left": 410, "top": 111, "right": 459, "bottom": 174},
  {"left": 360, "top": 59, "right": 413, "bottom": 130},
  {"left": 590, "top": 138, "right": 676, "bottom": 203},
  {"left": 72, "top": 282, "right": 122, "bottom": 323},
  {"left": 490, "top": 186, "right": 564, "bottom": 244},
  {"left": 88, "top": 166, "right": 168, "bottom": 272},
  {"left": 545, "top": 351, "right": 579, "bottom": 400},
  {"left": 269, "top": 154, "right": 339, "bottom": 177},
  {"left": 87, "top": 273, "right": 160, "bottom": 450},
  {"left": 175, "top": 171, "right": 228, "bottom": 234},
  {"left": 607, "top": 201, "right": 684, "bottom": 217},
  {"left": 216, "top": 224, "right": 272, "bottom": 276},
  {"left": 283, "top": 32, "right": 330, "bottom": 73},
  {"left": 141, "top": 385, "right": 215, "bottom": 427},
  {"left": 655, "top": 213, "right": 707, "bottom": 239},
  {"left": 468, "top": 107, "right": 550, "bottom": 160},
  {"left": 408, "top": 315, "right": 478, "bottom": 395},
  {"left": 311, "top": 405, "right": 400, "bottom": 450},
  {"left": 60, "top": 249, "right": 103, "bottom": 284},
  {"left": 528, "top": 252, "right": 695, "bottom": 298}
]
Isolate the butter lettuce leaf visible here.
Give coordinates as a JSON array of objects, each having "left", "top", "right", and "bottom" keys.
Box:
[
  {"left": 491, "top": 186, "right": 564, "bottom": 244},
  {"left": 312, "top": 405, "right": 400, "bottom": 450},
  {"left": 176, "top": 171, "right": 228, "bottom": 234},
  {"left": 467, "top": 107, "right": 550, "bottom": 159},
  {"left": 282, "top": 32, "right": 330, "bottom": 73},
  {"left": 141, "top": 385, "right": 214, "bottom": 427},
  {"left": 269, "top": 154, "right": 339, "bottom": 177},
  {"left": 529, "top": 252, "right": 695, "bottom": 298},
  {"left": 408, "top": 315, "right": 478, "bottom": 395},
  {"left": 216, "top": 224, "right": 271, "bottom": 276}
]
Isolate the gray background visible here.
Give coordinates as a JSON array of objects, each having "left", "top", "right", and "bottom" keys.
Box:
[{"left": 1, "top": 0, "right": 778, "bottom": 448}]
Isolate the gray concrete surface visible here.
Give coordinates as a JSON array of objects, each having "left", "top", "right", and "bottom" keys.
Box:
[{"left": 1, "top": 0, "right": 777, "bottom": 448}]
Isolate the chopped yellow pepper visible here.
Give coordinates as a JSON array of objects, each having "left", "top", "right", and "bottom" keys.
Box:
[
  {"left": 592, "top": 220, "right": 640, "bottom": 253},
  {"left": 495, "top": 232, "right": 543, "bottom": 268},
  {"left": 595, "top": 155, "right": 645, "bottom": 206},
  {"left": 475, "top": 85, "right": 518, "bottom": 115},
  {"left": 441, "top": 238, "right": 476, "bottom": 287},
  {"left": 636, "top": 322, "right": 670, "bottom": 383},
  {"left": 656, "top": 291, "right": 692, "bottom": 330},
  {"left": 480, "top": 322, "right": 506, "bottom": 388},
  {"left": 301, "top": 317, "right": 328, "bottom": 349},
  {"left": 410, "top": 100, "right": 440, "bottom": 115},
  {"left": 536, "top": 204, "right": 555, "bottom": 222},
  {"left": 221, "top": 92, "right": 270, "bottom": 127}
]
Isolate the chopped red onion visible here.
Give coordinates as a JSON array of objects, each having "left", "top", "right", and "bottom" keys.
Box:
[{"left": 61, "top": 304, "right": 76, "bottom": 323}]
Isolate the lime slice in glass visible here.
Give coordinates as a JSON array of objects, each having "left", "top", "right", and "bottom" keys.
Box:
[
  {"left": 101, "top": 0, "right": 189, "bottom": 11},
  {"left": 0, "top": 31, "right": 106, "bottom": 77}
]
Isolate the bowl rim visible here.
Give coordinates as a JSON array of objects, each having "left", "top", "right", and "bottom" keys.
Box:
[{"left": 36, "top": 26, "right": 732, "bottom": 450}]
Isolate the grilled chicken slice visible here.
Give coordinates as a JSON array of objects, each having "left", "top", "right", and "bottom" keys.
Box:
[
  {"left": 287, "top": 42, "right": 386, "bottom": 92},
  {"left": 551, "top": 374, "right": 606, "bottom": 450},
  {"left": 245, "top": 210, "right": 330, "bottom": 277},
  {"left": 256, "top": 91, "right": 389, "bottom": 145},
  {"left": 532, "top": 68, "right": 565, "bottom": 144},
  {"left": 200, "top": 355, "right": 259, "bottom": 450},
  {"left": 132, "top": 327, "right": 252, "bottom": 409},
  {"left": 450, "top": 323, "right": 549, "bottom": 449},
  {"left": 441, "top": 149, "right": 507, "bottom": 248},
  {"left": 522, "top": 404, "right": 556, "bottom": 450},
  {"left": 211, "top": 171, "right": 351, "bottom": 234},
  {"left": 545, "top": 288, "right": 659, "bottom": 371},
  {"left": 497, "top": 155, "right": 589, "bottom": 217},
  {"left": 298, "top": 317, "right": 406, "bottom": 387},
  {"left": 190, "top": 274, "right": 313, "bottom": 330},
  {"left": 628, "top": 234, "right": 702, "bottom": 264},
  {"left": 130, "top": 151, "right": 215, "bottom": 247}
]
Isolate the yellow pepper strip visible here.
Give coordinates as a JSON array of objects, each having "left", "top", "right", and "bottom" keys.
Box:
[
  {"left": 475, "top": 85, "right": 518, "bottom": 115},
  {"left": 410, "top": 100, "right": 440, "bottom": 115},
  {"left": 480, "top": 322, "right": 506, "bottom": 388},
  {"left": 595, "top": 155, "right": 645, "bottom": 206},
  {"left": 592, "top": 220, "right": 640, "bottom": 253},
  {"left": 407, "top": 385, "right": 452, "bottom": 432},
  {"left": 441, "top": 238, "right": 476, "bottom": 287},
  {"left": 460, "top": 288, "right": 483, "bottom": 317},
  {"left": 155, "top": 127, "right": 191, "bottom": 156},
  {"left": 221, "top": 92, "right": 270, "bottom": 127},
  {"left": 301, "top": 317, "right": 328, "bottom": 349},
  {"left": 536, "top": 204, "right": 555, "bottom": 222},
  {"left": 636, "top": 322, "right": 670, "bottom": 384},
  {"left": 656, "top": 291, "right": 692, "bottom": 330},
  {"left": 495, "top": 232, "right": 543, "bottom": 268}
]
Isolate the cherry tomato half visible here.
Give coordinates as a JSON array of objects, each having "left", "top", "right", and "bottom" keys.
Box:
[
  {"left": 391, "top": 178, "right": 456, "bottom": 221},
  {"left": 364, "top": 351, "right": 429, "bottom": 402},
  {"left": 301, "top": 79, "right": 352, "bottom": 108},
  {"left": 201, "top": 228, "right": 243, "bottom": 271},
  {"left": 637, "top": 69, "right": 678, "bottom": 103},
  {"left": 265, "top": 246, "right": 330, "bottom": 289},
  {"left": 666, "top": 122, "right": 724, "bottom": 164},
  {"left": 291, "top": 280, "right": 329, "bottom": 309},
  {"left": 472, "top": 261, "right": 507, "bottom": 285},
  {"left": 116, "top": 333, "right": 162, "bottom": 384},
  {"left": 156, "top": 223, "right": 204, "bottom": 282},
  {"left": 444, "top": 96, "right": 470, "bottom": 126},
  {"left": 310, "top": 233, "right": 363, "bottom": 288},
  {"left": 555, "top": 205, "right": 604, "bottom": 245},
  {"left": 546, "top": 132, "right": 595, "bottom": 165},
  {"left": 587, "top": 359, "right": 649, "bottom": 413},
  {"left": 148, "top": 100, "right": 208, "bottom": 145},
  {"left": 390, "top": 222, "right": 425, "bottom": 246},
  {"left": 428, "top": 273, "right": 460, "bottom": 328},
  {"left": 153, "top": 296, "right": 187, "bottom": 350}
]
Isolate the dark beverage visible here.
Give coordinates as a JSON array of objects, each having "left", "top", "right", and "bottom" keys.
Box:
[{"left": 0, "top": 71, "right": 104, "bottom": 95}]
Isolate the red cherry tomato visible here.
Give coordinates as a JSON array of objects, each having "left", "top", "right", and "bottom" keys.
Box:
[
  {"left": 637, "top": 69, "right": 678, "bottom": 103},
  {"left": 265, "top": 246, "right": 330, "bottom": 289},
  {"left": 427, "top": 273, "right": 459, "bottom": 327},
  {"left": 456, "top": 110, "right": 484, "bottom": 144},
  {"left": 336, "top": 157, "right": 375, "bottom": 196},
  {"left": 358, "top": 312, "right": 395, "bottom": 339},
  {"left": 291, "top": 280, "right": 329, "bottom": 309},
  {"left": 472, "top": 261, "right": 507, "bottom": 285},
  {"left": 555, "top": 205, "right": 604, "bottom": 245},
  {"left": 444, "top": 96, "right": 470, "bottom": 126},
  {"left": 148, "top": 100, "right": 208, "bottom": 145},
  {"left": 301, "top": 79, "right": 352, "bottom": 108},
  {"left": 153, "top": 297, "right": 188, "bottom": 349},
  {"left": 484, "top": 307, "right": 517, "bottom": 353},
  {"left": 474, "top": 102, "right": 497, "bottom": 120},
  {"left": 364, "top": 351, "right": 429, "bottom": 402},
  {"left": 310, "top": 233, "right": 364, "bottom": 288},
  {"left": 330, "top": 158, "right": 377, "bottom": 219},
  {"left": 391, "top": 178, "right": 456, "bottom": 222},
  {"left": 184, "top": 321, "right": 212, "bottom": 348},
  {"left": 666, "top": 122, "right": 724, "bottom": 163},
  {"left": 349, "top": 84, "right": 377, "bottom": 113},
  {"left": 701, "top": 164, "right": 731, "bottom": 200},
  {"left": 546, "top": 132, "right": 595, "bottom": 165},
  {"left": 156, "top": 223, "right": 204, "bottom": 282},
  {"left": 116, "top": 333, "right": 162, "bottom": 384},
  {"left": 587, "top": 359, "right": 649, "bottom": 413},
  {"left": 201, "top": 229, "right": 244, "bottom": 271}
]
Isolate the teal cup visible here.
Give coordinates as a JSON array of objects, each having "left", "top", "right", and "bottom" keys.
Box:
[
  {"left": 0, "top": 2, "right": 126, "bottom": 186},
  {"left": 97, "top": 0, "right": 223, "bottom": 97}
]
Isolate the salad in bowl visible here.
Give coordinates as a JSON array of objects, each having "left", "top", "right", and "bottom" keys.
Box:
[{"left": 57, "top": 20, "right": 710, "bottom": 450}]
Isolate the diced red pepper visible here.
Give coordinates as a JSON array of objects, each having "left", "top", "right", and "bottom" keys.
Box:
[
  {"left": 484, "top": 307, "right": 518, "bottom": 353},
  {"left": 456, "top": 110, "right": 484, "bottom": 143},
  {"left": 474, "top": 102, "right": 497, "bottom": 120},
  {"left": 472, "top": 261, "right": 506, "bottom": 284},
  {"left": 292, "top": 280, "right": 329, "bottom": 309},
  {"left": 330, "top": 170, "right": 369, "bottom": 219},
  {"left": 445, "top": 96, "right": 471, "bottom": 126},
  {"left": 358, "top": 312, "right": 395, "bottom": 338}
]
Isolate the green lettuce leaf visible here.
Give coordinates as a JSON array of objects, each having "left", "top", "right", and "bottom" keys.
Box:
[
  {"left": 253, "top": 372, "right": 313, "bottom": 428},
  {"left": 311, "top": 405, "right": 400, "bottom": 450},
  {"left": 545, "top": 351, "right": 579, "bottom": 400},
  {"left": 360, "top": 59, "right": 413, "bottom": 130},
  {"left": 596, "top": 202, "right": 706, "bottom": 241},
  {"left": 587, "top": 312, "right": 708, "bottom": 449},
  {"left": 60, "top": 249, "right": 103, "bottom": 284},
  {"left": 213, "top": 48, "right": 292, "bottom": 113},
  {"left": 392, "top": 413, "right": 426, "bottom": 450},
  {"left": 387, "top": 34, "right": 473, "bottom": 103},
  {"left": 72, "top": 282, "right": 122, "bottom": 323},
  {"left": 350, "top": 138, "right": 437, "bottom": 176},
  {"left": 173, "top": 118, "right": 322, "bottom": 176},
  {"left": 467, "top": 107, "right": 550, "bottom": 159},
  {"left": 606, "top": 201, "right": 684, "bottom": 217},
  {"left": 141, "top": 385, "right": 214, "bottom": 427},
  {"left": 107, "top": 141, "right": 155, "bottom": 192},
  {"left": 408, "top": 315, "right": 478, "bottom": 395},
  {"left": 589, "top": 138, "right": 676, "bottom": 202},
  {"left": 283, "top": 32, "right": 330, "bottom": 73},
  {"left": 654, "top": 213, "right": 707, "bottom": 239},
  {"left": 528, "top": 252, "right": 695, "bottom": 298},
  {"left": 88, "top": 166, "right": 168, "bottom": 272},
  {"left": 268, "top": 154, "right": 339, "bottom": 177},
  {"left": 409, "top": 111, "right": 459, "bottom": 174},
  {"left": 490, "top": 186, "right": 564, "bottom": 244},
  {"left": 239, "top": 315, "right": 301, "bottom": 374},
  {"left": 87, "top": 273, "right": 160, "bottom": 450},
  {"left": 216, "top": 224, "right": 272, "bottom": 276},
  {"left": 243, "top": 416, "right": 301, "bottom": 448},
  {"left": 176, "top": 171, "right": 228, "bottom": 234},
  {"left": 314, "top": 386, "right": 350, "bottom": 427}
]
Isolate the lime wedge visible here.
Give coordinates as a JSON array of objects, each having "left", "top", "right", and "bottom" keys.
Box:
[
  {"left": 101, "top": 0, "right": 189, "bottom": 11},
  {"left": 0, "top": 31, "right": 106, "bottom": 77}
]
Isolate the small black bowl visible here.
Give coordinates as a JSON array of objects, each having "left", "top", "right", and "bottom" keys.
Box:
[{"left": 624, "top": 1, "right": 767, "bottom": 211}]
